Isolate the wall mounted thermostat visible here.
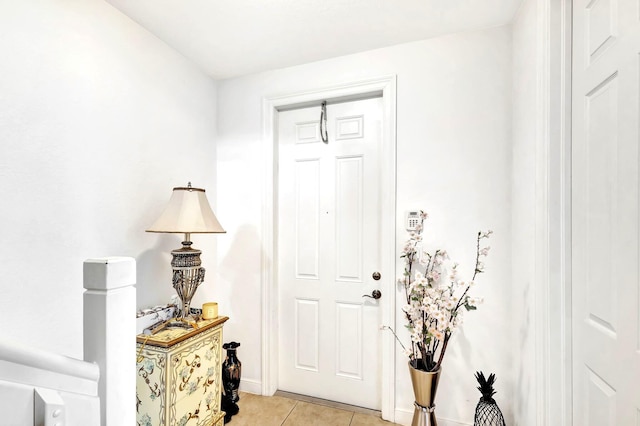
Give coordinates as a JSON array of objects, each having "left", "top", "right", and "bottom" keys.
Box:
[{"left": 406, "top": 211, "right": 420, "bottom": 231}]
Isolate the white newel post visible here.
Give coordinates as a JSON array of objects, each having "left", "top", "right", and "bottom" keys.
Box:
[{"left": 83, "top": 257, "right": 136, "bottom": 426}]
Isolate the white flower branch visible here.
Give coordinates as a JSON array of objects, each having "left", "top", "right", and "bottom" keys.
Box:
[{"left": 384, "top": 210, "right": 492, "bottom": 372}]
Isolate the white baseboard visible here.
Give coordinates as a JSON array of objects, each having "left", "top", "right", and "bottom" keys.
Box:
[
  {"left": 394, "top": 408, "right": 472, "bottom": 426},
  {"left": 239, "top": 378, "right": 262, "bottom": 395},
  {"left": 393, "top": 408, "right": 413, "bottom": 425},
  {"left": 438, "top": 418, "right": 472, "bottom": 426}
]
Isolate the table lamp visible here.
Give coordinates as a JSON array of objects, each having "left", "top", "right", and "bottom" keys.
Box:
[{"left": 146, "top": 182, "right": 225, "bottom": 326}]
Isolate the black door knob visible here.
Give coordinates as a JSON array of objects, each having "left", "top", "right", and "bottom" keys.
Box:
[{"left": 362, "top": 290, "right": 382, "bottom": 300}]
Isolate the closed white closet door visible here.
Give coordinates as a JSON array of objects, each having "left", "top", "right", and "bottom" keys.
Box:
[{"left": 572, "top": 0, "right": 640, "bottom": 423}]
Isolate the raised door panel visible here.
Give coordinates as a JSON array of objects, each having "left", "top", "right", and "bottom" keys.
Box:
[
  {"left": 295, "top": 298, "right": 320, "bottom": 372},
  {"left": 295, "top": 159, "right": 320, "bottom": 280},
  {"left": 335, "top": 156, "right": 363, "bottom": 282}
]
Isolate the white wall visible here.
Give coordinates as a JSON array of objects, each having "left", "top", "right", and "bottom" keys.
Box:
[
  {"left": 511, "top": 0, "right": 538, "bottom": 424},
  {"left": 0, "top": 0, "right": 218, "bottom": 359},
  {"left": 216, "top": 26, "right": 514, "bottom": 425}
]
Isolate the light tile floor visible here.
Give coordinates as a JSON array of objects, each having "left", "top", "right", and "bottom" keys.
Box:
[{"left": 228, "top": 391, "right": 403, "bottom": 426}]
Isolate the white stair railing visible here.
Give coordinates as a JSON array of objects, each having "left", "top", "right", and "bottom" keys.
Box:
[
  {"left": 0, "top": 337, "right": 100, "bottom": 425},
  {"left": 0, "top": 256, "right": 136, "bottom": 426}
]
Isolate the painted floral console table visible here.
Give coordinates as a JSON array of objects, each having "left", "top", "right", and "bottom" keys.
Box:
[{"left": 136, "top": 316, "right": 229, "bottom": 426}]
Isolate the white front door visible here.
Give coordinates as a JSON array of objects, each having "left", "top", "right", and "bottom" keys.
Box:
[
  {"left": 277, "top": 97, "right": 383, "bottom": 409},
  {"left": 572, "top": 0, "right": 640, "bottom": 423}
]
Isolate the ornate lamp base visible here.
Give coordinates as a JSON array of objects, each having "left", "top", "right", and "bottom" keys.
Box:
[{"left": 169, "top": 239, "right": 205, "bottom": 327}]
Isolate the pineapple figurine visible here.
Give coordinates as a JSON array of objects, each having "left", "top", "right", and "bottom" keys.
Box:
[{"left": 473, "top": 371, "right": 506, "bottom": 426}]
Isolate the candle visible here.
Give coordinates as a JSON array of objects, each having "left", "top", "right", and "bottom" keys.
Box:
[{"left": 202, "top": 302, "right": 218, "bottom": 320}]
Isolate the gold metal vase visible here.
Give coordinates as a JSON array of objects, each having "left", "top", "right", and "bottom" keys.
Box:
[{"left": 409, "top": 362, "right": 441, "bottom": 426}]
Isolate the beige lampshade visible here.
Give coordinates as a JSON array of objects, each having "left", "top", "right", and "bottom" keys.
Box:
[{"left": 146, "top": 185, "right": 225, "bottom": 234}]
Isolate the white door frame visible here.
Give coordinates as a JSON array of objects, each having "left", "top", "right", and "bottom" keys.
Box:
[
  {"left": 260, "top": 75, "right": 397, "bottom": 420},
  {"left": 537, "top": 0, "right": 572, "bottom": 424}
]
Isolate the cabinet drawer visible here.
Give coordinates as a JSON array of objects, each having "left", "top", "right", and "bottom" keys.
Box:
[
  {"left": 171, "top": 384, "right": 221, "bottom": 426},
  {"left": 167, "top": 329, "right": 223, "bottom": 424}
]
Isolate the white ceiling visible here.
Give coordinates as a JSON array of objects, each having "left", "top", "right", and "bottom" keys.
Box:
[{"left": 105, "top": 0, "right": 523, "bottom": 80}]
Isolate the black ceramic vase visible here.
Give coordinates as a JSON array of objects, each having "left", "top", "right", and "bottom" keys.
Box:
[
  {"left": 222, "top": 341, "right": 242, "bottom": 402},
  {"left": 221, "top": 341, "right": 241, "bottom": 423}
]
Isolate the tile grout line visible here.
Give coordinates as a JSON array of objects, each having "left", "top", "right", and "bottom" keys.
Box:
[
  {"left": 238, "top": 392, "right": 393, "bottom": 425},
  {"left": 280, "top": 399, "right": 299, "bottom": 426}
]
